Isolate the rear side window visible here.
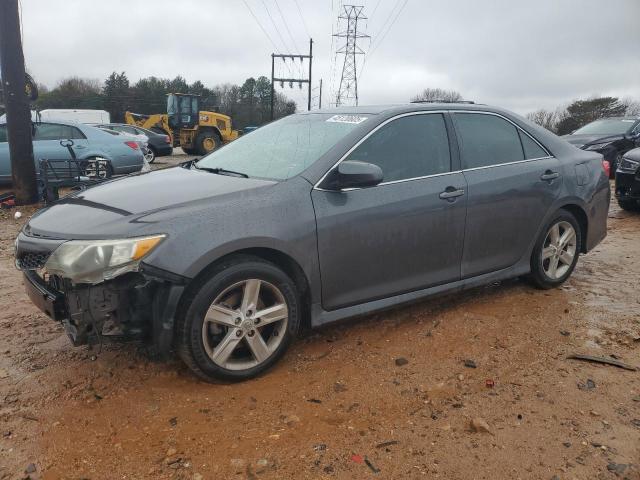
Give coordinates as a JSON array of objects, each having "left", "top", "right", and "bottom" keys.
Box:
[
  {"left": 0, "top": 125, "right": 7, "bottom": 143},
  {"left": 455, "top": 113, "right": 524, "bottom": 169},
  {"left": 345, "top": 113, "right": 451, "bottom": 183},
  {"left": 34, "top": 123, "right": 65, "bottom": 140},
  {"left": 34, "top": 123, "right": 85, "bottom": 140},
  {"left": 519, "top": 131, "right": 548, "bottom": 159}
]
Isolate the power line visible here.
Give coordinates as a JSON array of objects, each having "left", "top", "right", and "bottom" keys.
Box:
[
  {"left": 273, "top": 0, "right": 303, "bottom": 78},
  {"left": 367, "top": 0, "right": 403, "bottom": 53},
  {"left": 242, "top": 0, "right": 282, "bottom": 54},
  {"left": 274, "top": 0, "right": 300, "bottom": 52},
  {"left": 260, "top": 0, "right": 292, "bottom": 53},
  {"left": 293, "top": 0, "right": 311, "bottom": 38},
  {"left": 369, "top": 0, "right": 383, "bottom": 23},
  {"left": 360, "top": 0, "right": 408, "bottom": 81}
]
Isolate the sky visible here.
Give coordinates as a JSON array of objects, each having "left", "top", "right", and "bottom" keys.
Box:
[{"left": 18, "top": 0, "right": 640, "bottom": 116}]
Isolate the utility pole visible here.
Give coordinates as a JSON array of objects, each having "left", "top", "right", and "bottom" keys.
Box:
[
  {"left": 270, "top": 38, "right": 313, "bottom": 121},
  {"left": 0, "top": 0, "right": 38, "bottom": 204},
  {"left": 334, "top": 5, "right": 369, "bottom": 107},
  {"left": 319, "top": 79, "right": 323, "bottom": 109}
]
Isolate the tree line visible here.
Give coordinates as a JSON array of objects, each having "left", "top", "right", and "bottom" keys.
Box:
[
  {"left": 526, "top": 97, "right": 639, "bottom": 135},
  {"left": 412, "top": 88, "right": 639, "bottom": 135},
  {"left": 31, "top": 72, "right": 297, "bottom": 130}
]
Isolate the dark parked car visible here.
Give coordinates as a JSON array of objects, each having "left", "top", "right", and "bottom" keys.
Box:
[
  {"left": 615, "top": 147, "right": 640, "bottom": 211},
  {"left": 15, "top": 103, "right": 610, "bottom": 381},
  {"left": 562, "top": 116, "right": 640, "bottom": 177},
  {"left": 97, "top": 123, "right": 173, "bottom": 162}
]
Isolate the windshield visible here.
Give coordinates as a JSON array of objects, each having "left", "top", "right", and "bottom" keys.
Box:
[
  {"left": 195, "top": 113, "right": 370, "bottom": 180},
  {"left": 573, "top": 118, "right": 636, "bottom": 135}
]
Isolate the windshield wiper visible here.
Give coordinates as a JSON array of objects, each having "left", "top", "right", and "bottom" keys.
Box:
[{"left": 192, "top": 164, "right": 249, "bottom": 178}]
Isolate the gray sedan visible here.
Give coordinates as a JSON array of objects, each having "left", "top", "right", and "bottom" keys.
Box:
[
  {"left": 15, "top": 103, "right": 610, "bottom": 381},
  {"left": 0, "top": 120, "right": 144, "bottom": 184}
]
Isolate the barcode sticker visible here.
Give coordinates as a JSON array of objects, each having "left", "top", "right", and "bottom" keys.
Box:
[{"left": 326, "top": 115, "right": 368, "bottom": 124}]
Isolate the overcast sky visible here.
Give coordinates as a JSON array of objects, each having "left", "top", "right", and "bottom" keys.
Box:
[{"left": 19, "top": 0, "right": 640, "bottom": 115}]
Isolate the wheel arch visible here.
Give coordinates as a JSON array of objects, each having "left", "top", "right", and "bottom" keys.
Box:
[
  {"left": 197, "top": 126, "right": 223, "bottom": 140},
  {"left": 176, "top": 247, "right": 313, "bottom": 331},
  {"left": 558, "top": 203, "right": 589, "bottom": 254}
]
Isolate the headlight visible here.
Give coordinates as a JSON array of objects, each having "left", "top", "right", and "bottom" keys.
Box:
[
  {"left": 583, "top": 142, "right": 612, "bottom": 151},
  {"left": 44, "top": 234, "right": 165, "bottom": 284},
  {"left": 619, "top": 157, "right": 640, "bottom": 173}
]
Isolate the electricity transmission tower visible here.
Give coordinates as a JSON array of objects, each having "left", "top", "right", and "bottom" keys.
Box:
[{"left": 333, "top": 5, "right": 369, "bottom": 107}]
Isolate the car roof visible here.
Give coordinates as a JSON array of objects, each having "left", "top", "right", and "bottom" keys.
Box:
[
  {"left": 300, "top": 102, "right": 498, "bottom": 116},
  {"left": 590, "top": 116, "right": 640, "bottom": 121}
]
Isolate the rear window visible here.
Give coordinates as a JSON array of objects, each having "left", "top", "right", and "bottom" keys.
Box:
[
  {"left": 519, "top": 131, "right": 548, "bottom": 159},
  {"left": 455, "top": 113, "right": 524, "bottom": 169}
]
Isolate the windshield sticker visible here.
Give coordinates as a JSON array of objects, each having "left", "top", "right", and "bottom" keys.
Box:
[
  {"left": 621, "top": 119, "right": 635, "bottom": 122},
  {"left": 326, "top": 114, "right": 368, "bottom": 124}
]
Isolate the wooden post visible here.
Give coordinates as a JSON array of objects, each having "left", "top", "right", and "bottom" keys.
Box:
[{"left": 0, "top": 0, "right": 38, "bottom": 204}]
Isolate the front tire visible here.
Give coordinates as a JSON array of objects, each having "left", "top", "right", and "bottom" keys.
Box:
[
  {"left": 618, "top": 198, "right": 640, "bottom": 211},
  {"left": 176, "top": 256, "right": 300, "bottom": 382},
  {"left": 528, "top": 210, "right": 581, "bottom": 289},
  {"left": 195, "top": 129, "right": 222, "bottom": 156}
]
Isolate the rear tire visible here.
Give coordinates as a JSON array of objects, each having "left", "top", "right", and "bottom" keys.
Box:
[
  {"left": 528, "top": 210, "right": 581, "bottom": 290},
  {"left": 195, "top": 130, "right": 222, "bottom": 156},
  {"left": 144, "top": 146, "right": 156, "bottom": 163},
  {"left": 618, "top": 198, "right": 640, "bottom": 211},
  {"left": 176, "top": 256, "right": 300, "bottom": 382}
]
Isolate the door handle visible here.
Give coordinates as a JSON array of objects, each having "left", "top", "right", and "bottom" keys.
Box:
[
  {"left": 540, "top": 170, "right": 560, "bottom": 181},
  {"left": 439, "top": 187, "right": 465, "bottom": 200}
]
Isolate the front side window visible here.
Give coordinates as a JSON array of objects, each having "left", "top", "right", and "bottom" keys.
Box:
[
  {"left": 345, "top": 113, "right": 451, "bottom": 182},
  {"left": 0, "top": 125, "right": 7, "bottom": 143},
  {"left": 455, "top": 113, "right": 524, "bottom": 169}
]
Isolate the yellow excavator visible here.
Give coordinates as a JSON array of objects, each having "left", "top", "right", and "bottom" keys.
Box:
[{"left": 125, "top": 93, "right": 239, "bottom": 155}]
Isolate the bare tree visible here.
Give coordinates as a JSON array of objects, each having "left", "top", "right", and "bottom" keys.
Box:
[
  {"left": 526, "top": 109, "right": 561, "bottom": 132},
  {"left": 621, "top": 97, "right": 640, "bottom": 116},
  {"left": 411, "top": 88, "right": 463, "bottom": 103}
]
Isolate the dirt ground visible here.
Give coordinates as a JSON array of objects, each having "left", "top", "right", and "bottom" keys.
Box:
[{"left": 0, "top": 156, "right": 639, "bottom": 480}]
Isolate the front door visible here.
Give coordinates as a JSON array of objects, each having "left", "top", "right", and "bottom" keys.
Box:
[{"left": 312, "top": 112, "right": 467, "bottom": 311}]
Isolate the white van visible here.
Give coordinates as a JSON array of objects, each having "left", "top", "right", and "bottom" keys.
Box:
[
  {"left": 0, "top": 110, "right": 111, "bottom": 124},
  {"left": 38, "top": 109, "right": 111, "bottom": 124}
]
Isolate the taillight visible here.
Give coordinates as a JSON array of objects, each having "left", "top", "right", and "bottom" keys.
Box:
[
  {"left": 602, "top": 160, "right": 610, "bottom": 178},
  {"left": 164, "top": 135, "right": 170, "bottom": 144},
  {"left": 125, "top": 141, "right": 139, "bottom": 150}
]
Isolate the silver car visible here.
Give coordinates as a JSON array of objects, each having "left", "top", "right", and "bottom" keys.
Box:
[{"left": 0, "top": 120, "right": 144, "bottom": 184}]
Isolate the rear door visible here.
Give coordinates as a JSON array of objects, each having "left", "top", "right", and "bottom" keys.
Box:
[
  {"left": 452, "top": 112, "right": 562, "bottom": 278},
  {"left": 312, "top": 112, "right": 467, "bottom": 310}
]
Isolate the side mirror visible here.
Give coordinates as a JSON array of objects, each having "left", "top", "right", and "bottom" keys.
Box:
[{"left": 320, "top": 160, "right": 383, "bottom": 190}]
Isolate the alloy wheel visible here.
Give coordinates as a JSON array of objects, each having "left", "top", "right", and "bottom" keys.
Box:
[
  {"left": 144, "top": 147, "right": 155, "bottom": 163},
  {"left": 201, "top": 279, "right": 288, "bottom": 370},
  {"left": 541, "top": 221, "right": 577, "bottom": 280}
]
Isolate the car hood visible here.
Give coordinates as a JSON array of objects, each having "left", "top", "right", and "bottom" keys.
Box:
[
  {"left": 24, "top": 166, "right": 277, "bottom": 239},
  {"left": 561, "top": 133, "right": 623, "bottom": 148}
]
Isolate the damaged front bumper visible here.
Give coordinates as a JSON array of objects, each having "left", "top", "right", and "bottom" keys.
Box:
[{"left": 17, "top": 233, "right": 187, "bottom": 354}]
